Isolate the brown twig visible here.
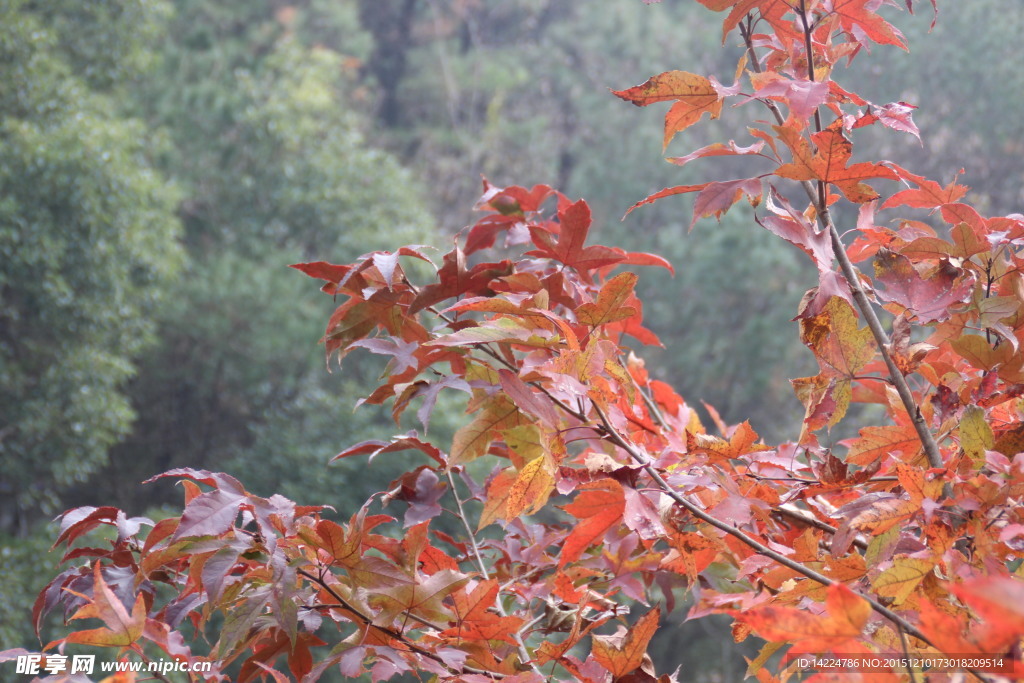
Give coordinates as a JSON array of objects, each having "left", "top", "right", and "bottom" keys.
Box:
[
  {"left": 741, "top": 11, "right": 945, "bottom": 472},
  {"left": 589, "top": 401, "right": 938, "bottom": 649},
  {"left": 296, "top": 567, "right": 504, "bottom": 679}
]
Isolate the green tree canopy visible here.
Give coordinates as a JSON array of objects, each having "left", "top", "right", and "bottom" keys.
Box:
[{"left": 0, "top": 0, "right": 182, "bottom": 532}]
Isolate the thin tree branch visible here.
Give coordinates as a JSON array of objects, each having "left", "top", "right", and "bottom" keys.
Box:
[
  {"left": 297, "top": 567, "right": 504, "bottom": 679},
  {"left": 589, "top": 402, "right": 938, "bottom": 649},
  {"left": 743, "top": 10, "right": 945, "bottom": 471},
  {"left": 445, "top": 469, "right": 544, "bottom": 677}
]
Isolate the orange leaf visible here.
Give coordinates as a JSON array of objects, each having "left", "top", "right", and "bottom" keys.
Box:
[
  {"left": 950, "top": 576, "right": 1024, "bottom": 652},
  {"left": 871, "top": 557, "right": 934, "bottom": 606},
  {"left": 848, "top": 497, "right": 919, "bottom": 535},
  {"left": 776, "top": 121, "right": 898, "bottom": 203},
  {"left": 624, "top": 182, "right": 710, "bottom": 216},
  {"left": 831, "top": 0, "right": 907, "bottom": 49},
  {"left": 799, "top": 297, "right": 876, "bottom": 378},
  {"left": 505, "top": 456, "right": 555, "bottom": 519},
  {"left": 612, "top": 71, "right": 723, "bottom": 149},
  {"left": 477, "top": 468, "right": 516, "bottom": 530},
  {"left": 443, "top": 580, "right": 525, "bottom": 645},
  {"left": 559, "top": 479, "right": 625, "bottom": 568},
  {"left": 686, "top": 421, "right": 770, "bottom": 464},
  {"left": 661, "top": 531, "right": 719, "bottom": 581},
  {"left": 66, "top": 564, "right": 146, "bottom": 648},
  {"left": 881, "top": 176, "right": 969, "bottom": 210},
  {"left": 592, "top": 608, "right": 660, "bottom": 678},
  {"left": 577, "top": 272, "right": 639, "bottom": 327},
  {"left": 735, "top": 583, "right": 869, "bottom": 653},
  {"left": 846, "top": 424, "right": 921, "bottom": 466},
  {"left": 450, "top": 397, "right": 524, "bottom": 465}
]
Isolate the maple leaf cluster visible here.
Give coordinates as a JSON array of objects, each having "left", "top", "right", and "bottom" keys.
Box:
[{"left": 16, "top": 1, "right": 1024, "bottom": 682}]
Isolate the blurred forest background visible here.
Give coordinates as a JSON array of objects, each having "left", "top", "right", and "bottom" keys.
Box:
[{"left": 1, "top": 0, "right": 1021, "bottom": 680}]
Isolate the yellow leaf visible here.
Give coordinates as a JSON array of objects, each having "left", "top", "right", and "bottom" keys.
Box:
[
  {"left": 611, "top": 71, "right": 723, "bottom": 149},
  {"left": 502, "top": 424, "right": 544, "bottom": 470},
  {"left": 799, "top": 297, "right": 876, "bottom": 377},
  {"left": 505, "top": 456, "right": 554, "bottom": 519},
  {"left": 450, "top": 397, "right": 524, "bottom": 465},
  {"left": 959, "top": 405, "right": 993, "bottom": 467},
  {"left": 746, "top": 641, "right": 786, "bottom": 679},
  {"left": 872, "top": 557, "right": 934, "bottom": 606}
]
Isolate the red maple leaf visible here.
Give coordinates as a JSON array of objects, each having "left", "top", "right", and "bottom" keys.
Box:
[
  {"left": 526, "top": 200, "right": 625, "bottom": 280},
  {"left": 559, "top": 479, "right": 625, "bottom": 567},
  {"left": 775, "top": 120, "right": 898, "bottom": 202}
]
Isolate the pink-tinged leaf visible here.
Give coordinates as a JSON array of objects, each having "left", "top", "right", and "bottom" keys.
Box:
[
  {"left": 371, "top": 252, "right": 400, "bottom": 289},
  {"left": 623, "top": 488, "right": 666, "bottom": 540},
  {"left": 348, "top": 337, "right": 420, "bottom": 374},
  {"left": 873, "top": 249, "right": 975, "bottom": 323},
  {"left": 760, "top": 190, "right": 833, "bottom": 272},
  {"left": 52, "top": 506, "right": 121, "bottom": 548},
  {"left": 668, "top": 139, "right": 766, "bottom": 170},
  {"left": 0, "top": 649, "right": 33, "bottom": 663},
  {"left": 624, "top": 183, "right": 711, "bottom": 216},
  {"left": 253, "top": 662, "right": 291, "bottom": 683},
  {"left": 332, "top": 432, "right": 446, "bottom": 467},
  {"left": 414, "top": 375, "right": 473, "bottom": 432},
  {"left": 881, "top": 175, "right": 969, "bottom": 210},
  {"left": 171, "top": 488, "right": 245, "bottom": 541},
  {"left": 476, "top": 179, "right": 556, "bottom": 214},
  {"left": 465, "top": 214, "right": 520, "bottom": 255},
  {"left": 690, "top": 178, "right": 763, "bottom": 230},
  {"left": 758, "top": 190, "right": 854, "bottom": 316},
  {"left": 201, "top": 546, "right": 242, "bottom": 604},
  {"left": 142, "top": 468, "right": 246, "bottom": 494},
  {"left": 831, "top": 0, "right": 908, "bottom": 49},
  {"left": 853, "top": 102, "right": 920, "bottom": 141},
  {"left": 499, "top": 370, "right": 560, "bottom": 427},
  {"left": 747, "top": 74, "right": 829, "bottom": 122},
  {"left": 410, "top": 246, "right": 514, "bottom": 314},
  {"left": 384, "top": 466, "right": 447, "bottom": 527}
]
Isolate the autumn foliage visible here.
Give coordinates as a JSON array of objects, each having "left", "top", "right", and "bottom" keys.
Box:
[{"left": 15, "top": 0, "right": 1024, "bottom": 681}]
